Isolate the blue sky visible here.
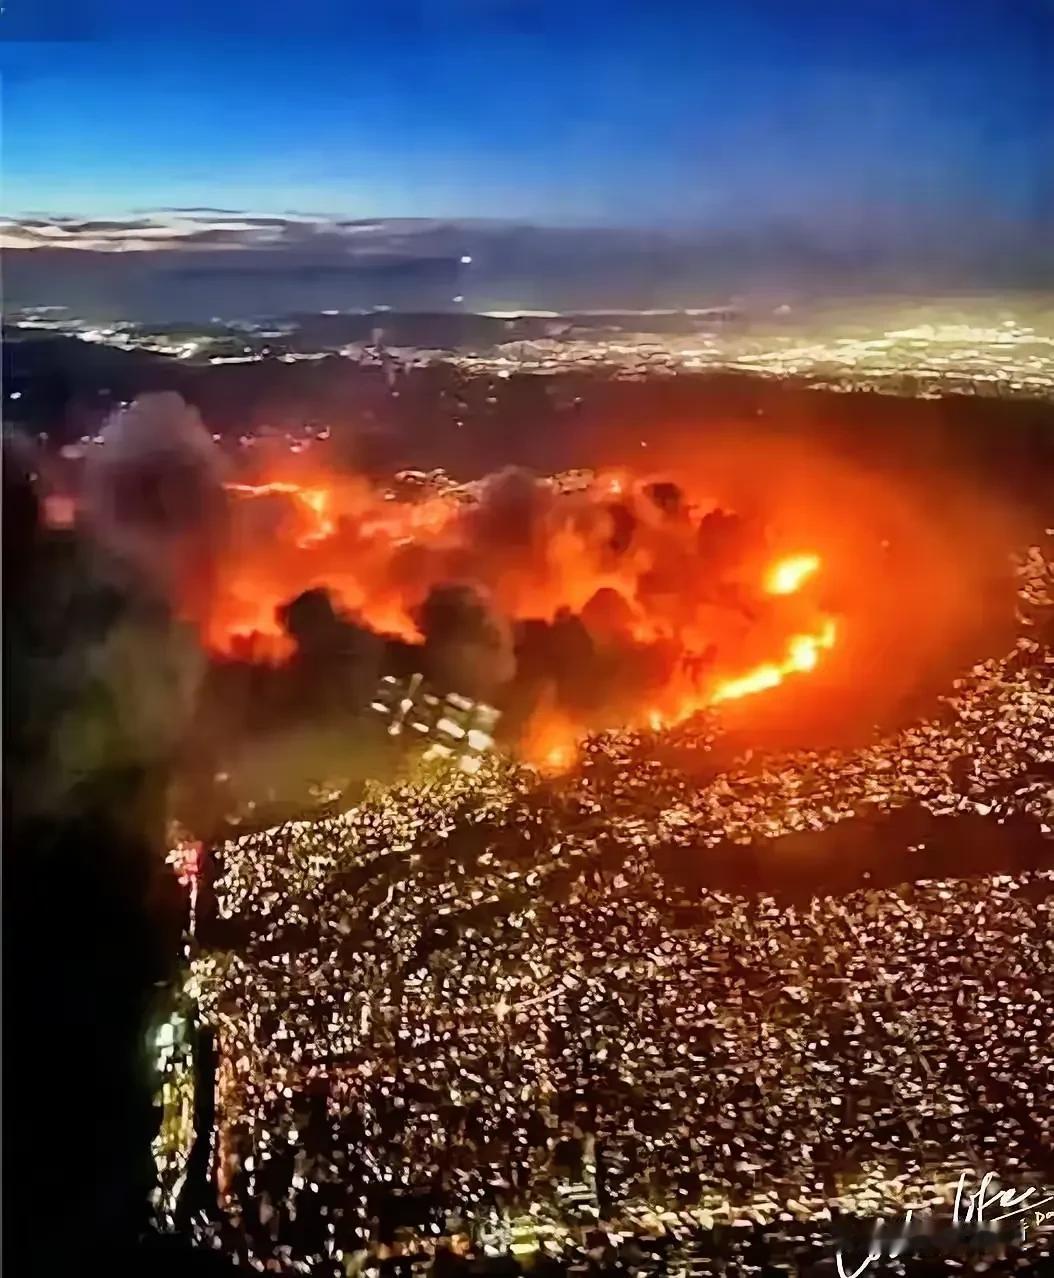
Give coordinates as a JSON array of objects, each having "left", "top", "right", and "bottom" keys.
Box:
[{"left": 1, "top": 2, "right": 1051, "bottom": 240}]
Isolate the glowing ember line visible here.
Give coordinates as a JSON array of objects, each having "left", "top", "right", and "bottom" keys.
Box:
[
  {"left": 710, "top": 618, "right": 837, "bottom": 704},
  {"left": 226, "top": 481, "right": 305, "bottom": 497},
  {"left": 226, "top": 480, "right": 335, "bottom": 546}
]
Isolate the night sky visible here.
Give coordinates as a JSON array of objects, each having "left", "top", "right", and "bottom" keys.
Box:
[{"left": 1, "top": 2, "right": 1051, "bottom": 244}]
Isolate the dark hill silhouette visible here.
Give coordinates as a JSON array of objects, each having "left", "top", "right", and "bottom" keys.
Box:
[{"left": 5, "top": 332, "right": 1053, "bottom": 519}]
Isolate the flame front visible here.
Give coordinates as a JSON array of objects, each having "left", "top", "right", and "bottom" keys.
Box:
[
  {"left": 765, "top": 552, "right": 821, "bottom": 595},
  {"left": 521, "top": 705, "right": 581, "bottom": 773},
  {"left": 202, "top": 471, "right": 839, "bottom": 762},
  {"left": 710, "top": 616, "right": 837, "bottom": 704},
  {"left": 225, "top": 481, "right": 337, "bottom": 547}
]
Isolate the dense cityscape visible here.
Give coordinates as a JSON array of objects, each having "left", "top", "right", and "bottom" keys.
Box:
[
  {"left": 5, "top": 7, "right": 1052, "bottom": 1277},
  {"left": 143, "top": 538, "right": 1054, "bottom": 1275},
  {"left": 8, "top": 298, "right": 1054, "bottom": 400}
]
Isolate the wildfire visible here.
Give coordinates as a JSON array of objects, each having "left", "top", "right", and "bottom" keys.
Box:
[
  {"left": 521, "top": 702, "right": 581, "bottom": 773},
  {"left": 205, "top": 470, "right": 840, "bottom": 766},
  {"left": 225, "top": 481, "right": 336, "bottom": 546},
  {"left": 705, "top": 551, "right": 835, "bottom": 704},
  {"left": 710, "top": 617, "right": 837, "bottom": 704},
  {"left": 765, "top": 552, "right": 821, "bottom": 595},
  {"left": 516, "top": 552, "right": 837, "bottom": 769}
]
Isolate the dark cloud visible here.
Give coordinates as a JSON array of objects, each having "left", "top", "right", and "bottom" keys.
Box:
[
  {"left": 163, "top": 210, "right": 319, "bottom": 229},
  {"left": 173, "top": 227, "right": 277, "bottom": 245},
  {"left": 6, "top": 212, "right": 1050, "bottom": 318},
  {"left": 159, "top": 206, "right": 252, "bottom": 215},
  {"left": 62, "top": 218, "right": 160, "bottom": 233}
]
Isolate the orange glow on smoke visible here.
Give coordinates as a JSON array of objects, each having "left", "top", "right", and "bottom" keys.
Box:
[
  {"left": 203, "top": 469, "right": 840, "bottom": 758},
  {"left": 225, "top": 481, "right": 336, "bottom": 546},
  {"left": 516, "top": 549, "right": 836, "bottom": 768},
  {"left": 521, "top": 703, "right": 581, "bottom": 773}
]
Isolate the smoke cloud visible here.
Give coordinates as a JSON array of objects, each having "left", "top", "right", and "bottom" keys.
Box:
[
  {"left": 39, "top": 389, "right": 1028, "bottom": 785},
  {"left": 83, "top": 391, "right": 227, "bottom": 613},
  {"left": 416, "top": 583, "right": 516, "bottom": 702}
]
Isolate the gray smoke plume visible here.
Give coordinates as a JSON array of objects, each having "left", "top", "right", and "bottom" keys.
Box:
[{"left": 82, "top": 391, "right": 226, "bottom": 607}]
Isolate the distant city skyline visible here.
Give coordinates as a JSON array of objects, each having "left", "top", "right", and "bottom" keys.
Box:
[{"left": 2, "top": 1, "right": 1051, "bottom": 260}]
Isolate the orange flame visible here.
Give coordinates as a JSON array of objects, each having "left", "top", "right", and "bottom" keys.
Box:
[
  {"left": 710, "top": 617, "right": 837, "bottom": 704},
  {"left": 765, "top": 552, "right": 821, "bottom": 595},
  {"left": 708, "top": 552, "right": 835, "bottom": 706},
  {"left": 225, "top": 481, "right": 336, "bottom": 547},
  {"left": 521, "top": 702, "right": 580, "bottom": 773},
  {"left": 205, "top": 473, "right": 839, "bottom": 756}
]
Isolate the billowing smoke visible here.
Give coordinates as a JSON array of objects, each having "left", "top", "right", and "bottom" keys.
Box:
[
  {"left": 4, "top": 417, "right": 209, "bottom": 821},
  {"left": 187, "top": 421, "right": 1027, "bottom": 765},
  {"left": 189, "top": 451, "right": 846, "bottom": 764},
  {"left": 83, "top": 391, "right": 226, "bottom": 611},
  {"left": 35, "top": 390, "right": 1025, "bottom": 782},
  {"left": 277, "top": 587, "right": 385, "bottom": 715},
  {"left": 467, "top": 465, "right": 552, "bottom": 550},
  {"left": 416, "top": 582, "right": 516, "bottom": 702}
]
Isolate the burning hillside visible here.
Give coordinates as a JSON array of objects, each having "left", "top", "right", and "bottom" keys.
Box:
[
  {"left": 187, "top": 463, "right": 836, "bottom": 765},
  {"left": 72, "top": 394, "right": 1023, "bottom": 771}
]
